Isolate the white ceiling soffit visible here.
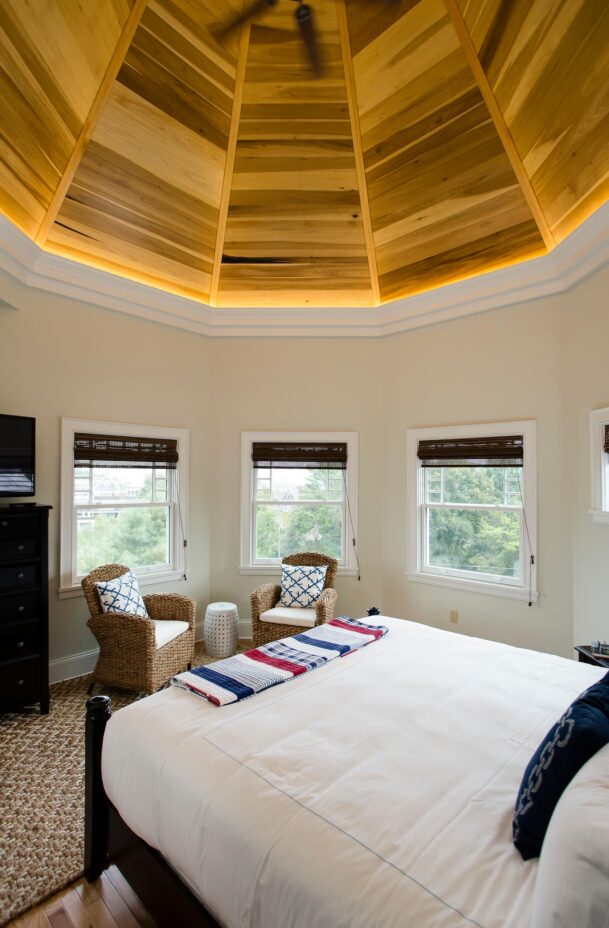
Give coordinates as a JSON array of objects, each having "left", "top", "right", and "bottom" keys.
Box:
[{"left": 1, "top": 202, "right": 609, "bottom": 339}]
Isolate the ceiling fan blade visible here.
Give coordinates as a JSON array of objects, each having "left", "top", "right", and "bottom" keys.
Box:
[
  {"left": 216, "top": 0, "right": 278, "bottom": 39},
  {"left": 294, "top": 3, "right": 324, "bottom": 78}
]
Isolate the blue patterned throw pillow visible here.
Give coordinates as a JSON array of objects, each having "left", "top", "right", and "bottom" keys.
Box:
[
  {"left": 513, "top": 672, "right": 609, "bottom": 859},
  {"left": 279, "top": 564, "right": 328, "bottom": 608},
  {"left": 95, "top": 570, "right": 148, "bottom": 618}
]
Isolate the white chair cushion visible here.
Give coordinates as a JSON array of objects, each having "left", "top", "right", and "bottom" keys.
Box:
[
  {"left": 259, "top": 607, "right": 316, "bottom": 628},
  {"left": 152, "top": 619, "right": 189, "bottom": 649}
]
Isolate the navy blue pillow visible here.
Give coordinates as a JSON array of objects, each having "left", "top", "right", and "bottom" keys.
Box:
[{"left": 513, "top": 672, "right": 609, "bottom": 859}]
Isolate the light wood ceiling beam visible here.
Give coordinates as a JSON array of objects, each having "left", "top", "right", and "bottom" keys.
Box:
[
  {"left": 336, "top": 0, "right": 380, "bottom": 305},
  {"left": 209, "top": 23, "right": 251, "bottom": 307},
  {"left": 35, "top": 0, "right": 149, "bottom": 247},
  {"left": 443, "top": 0, "right": 555, "bottom": 251}
]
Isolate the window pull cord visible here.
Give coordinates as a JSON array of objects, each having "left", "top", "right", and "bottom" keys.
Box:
[
  {"left": 517, "top": 471, "right": 535, "bottom": 606},
  {"left": 342, "top": 470, "right": 360, "bottom": 581},
  {"left": 176, "top": 486, "right": 187, "bottom": 581}
]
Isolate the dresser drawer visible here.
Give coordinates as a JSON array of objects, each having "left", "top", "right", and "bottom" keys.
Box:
[
  {"left": 0, "top": 621, "right": 38, "bottom": 660},
  {"left": 0, "top": 537, "right": 38, "bottom": 558},
  {"left": 0, "top": 563, "right": 38, "bottom": 591},
  {"left": 0, "top": 656, "right": 39, "bottom": 702},
  {"left": 0, "top": 591, "right": 39, "bottom": 623},
  {"left": 0, "top": 513, "right": 38, "bottom": 534}
]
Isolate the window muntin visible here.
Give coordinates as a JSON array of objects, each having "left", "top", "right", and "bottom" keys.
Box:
[
  {"left": 241, "top": 432, "right": 358, "bottom": 574},
  {"left": 60, "top": 420, "right": 188, "bottom": 596}
]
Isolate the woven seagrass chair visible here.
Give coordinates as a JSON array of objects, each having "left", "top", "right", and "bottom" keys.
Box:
[
  {"left": 82, "top": 564, "right": 196, "bottom": 695},
  {"left": 251, "top": 552, "right": 338, "bottom": 647}
]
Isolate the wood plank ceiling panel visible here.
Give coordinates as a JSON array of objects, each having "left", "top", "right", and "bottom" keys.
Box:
[
  {"left": 46, "top": 0, "right": 240, "bottom": 302},
  {"left": 347, "top": 0, "right": 546, "bottom": 303},
  {"left": 458, "top": 0, "right": 609, "bottom": 243},
  {"left": 216, "top": 2, "right": 373, "bottom": 308},
  {"left": 0, "top": 0, "right": 134, "bottom": 237}
]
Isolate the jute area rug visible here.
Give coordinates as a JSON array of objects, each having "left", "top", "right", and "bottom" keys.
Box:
[{"left": 0, "top": 643, "right": 237, "bottom": 925}]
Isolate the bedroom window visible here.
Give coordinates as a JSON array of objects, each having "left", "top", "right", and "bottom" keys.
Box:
[
  {"left": 589, "top": 406, "right": 609, "bottom": 524},
  {"left": 240, "top": 431, "right": 358, "bottom": 575},
  {"left": 407, "top": 422, "right": 537, "bottom": 602},
  {"left": 59, "top": 419, "right": 189, "bottom": 598}
]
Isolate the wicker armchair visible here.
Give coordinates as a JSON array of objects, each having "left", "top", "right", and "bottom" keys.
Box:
[
  {"left": 251, "top": 552, "right": 338, "bottom": 647},
  {"left": 82, "top": 564, "right": 196, "bottom": 694}
]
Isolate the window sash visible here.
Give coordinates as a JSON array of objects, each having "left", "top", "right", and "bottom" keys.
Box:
[
  {"left": 252, "top": 499, "right": 346, "bottom": 564},
  {"left": 74, "top": 465, "right": 172, "bottom": 506},
  {"left": 72, "top": 500, "right": 174, "bottom": 581},
  {"left": 420, "top": 503, "right": 524, "bottom": 586}
]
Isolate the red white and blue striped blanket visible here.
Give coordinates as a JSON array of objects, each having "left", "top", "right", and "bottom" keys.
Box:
[{"left": 171, "top": 616, "right": 389, "bottom": 706}]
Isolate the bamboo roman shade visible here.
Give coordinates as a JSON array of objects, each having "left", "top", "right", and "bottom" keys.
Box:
[
  {"left": 252, "top": 442, "right": 347, "bottom": 470},
  {"left": 604, "top": 425, "right": 609, "bottom": 454},
  {"left": 74, "top": 433, "right": 179, "bottom": 469},
  {"left": 417, "top": 435, "right": 524, "bottom": 468}
]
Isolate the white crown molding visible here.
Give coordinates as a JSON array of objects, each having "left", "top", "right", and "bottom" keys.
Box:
[{"left": 1, "top": 202, "right": 609, "bottom": 338}]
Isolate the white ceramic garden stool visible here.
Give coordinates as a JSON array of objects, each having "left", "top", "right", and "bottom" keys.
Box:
[{"left": 204, "top": 602, "right": 239, "bottom": 658}]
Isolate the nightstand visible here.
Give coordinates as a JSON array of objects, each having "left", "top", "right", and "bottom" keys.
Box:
[{"left": 575, "top": 645, "right": 609, "bottom": 668}]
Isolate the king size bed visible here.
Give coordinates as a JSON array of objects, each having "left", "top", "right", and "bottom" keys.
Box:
[{"left": 85, "top": 616, "right": 606, "bottom": 928}]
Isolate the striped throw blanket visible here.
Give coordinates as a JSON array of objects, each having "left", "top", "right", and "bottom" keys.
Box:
[{"left": 171, "top": 616, "right": 388, "bottom": 706}]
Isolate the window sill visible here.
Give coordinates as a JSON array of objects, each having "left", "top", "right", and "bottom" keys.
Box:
[
  {"left": 589, "top": 509, "right": 609, "bottom": 525},
  {"left": 239, "top": 565, "right": 359, "bottom": 578},
  {"left": 58, "top": 569, "right": 187, "bottom": 600},
  {"left": 407, "top": 571, "right": 538, "bottom": 603}
]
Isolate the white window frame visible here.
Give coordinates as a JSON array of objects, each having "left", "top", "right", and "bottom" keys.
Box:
[
  {"left": 406, "top": 420, "right": 538, "bottom": 601},
  {"left": 589, "top": 405, "right": 609, "bottom": 524},
  {"left": 59, "top": 417, "right": 189, "bottom": 598},
  {"left": 240, "top": 430, "right": 358, "bottom": 576}
]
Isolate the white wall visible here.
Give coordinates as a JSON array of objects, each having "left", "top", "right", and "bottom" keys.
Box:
[
  {"left": 207, "top": 338, "right": 384, "bottom": 623},
  {"left": 381, "top": 294, "right": 573, "bottom": 655},
  {"left": 2, "top": 258, "right": 609, "bottom": 673},
  {"left": 0, "top": 270, "right": 212, "bottom": 673},
  {"left": 566, "top": 269, "right": 609, "bottom": 646}
]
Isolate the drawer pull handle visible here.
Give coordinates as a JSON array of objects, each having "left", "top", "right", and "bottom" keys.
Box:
[
  {"left": 16, "top": 605, "right": 25, "bottom": 613},
  {"left": 16, "top": 572, "right": 24, "bottom": 580},
  {"left": 16, "top": 544, "right": 24, "bottom": 552},
  {"left": 0, "top": 520, "right": 7, "bottom": 528},
  {"left": 17, "top": 640, "right": 24, "bottom": 648},
  {"left": 17, "top": 679, "right": 24, "bottom": 686}
]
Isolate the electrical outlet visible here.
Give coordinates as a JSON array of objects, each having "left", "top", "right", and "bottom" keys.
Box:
[{"left": 449, "top": 610, "right": 458, "bottom": 624}]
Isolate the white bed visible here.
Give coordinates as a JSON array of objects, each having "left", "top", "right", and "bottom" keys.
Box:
[{"left": 102, "top": 617, "right": 603, "bottom": 928}]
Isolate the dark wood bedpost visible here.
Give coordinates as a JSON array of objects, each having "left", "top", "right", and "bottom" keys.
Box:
[{"left": 85, "top": 694, "right": 112, "bottom": 881}]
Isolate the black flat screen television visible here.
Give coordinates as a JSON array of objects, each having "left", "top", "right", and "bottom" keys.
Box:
[{"left": 0, "top": 414, "right": 35, "bottom": 497}]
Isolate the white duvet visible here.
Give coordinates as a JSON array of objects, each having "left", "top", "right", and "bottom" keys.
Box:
[{"left": 102, "top": 617, "right": 604, "bottom": 928}]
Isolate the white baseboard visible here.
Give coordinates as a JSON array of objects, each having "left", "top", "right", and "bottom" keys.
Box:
[
  {"left": 49, "top": 648, "right": 98, "bottom": 684},
  {"left": 50, "top": 623, "right": 254, "bottom": 684}
]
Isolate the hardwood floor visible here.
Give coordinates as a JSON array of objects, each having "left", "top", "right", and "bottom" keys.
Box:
[{"left": 8, "top": 867, "right": 157, "bottom": 928}]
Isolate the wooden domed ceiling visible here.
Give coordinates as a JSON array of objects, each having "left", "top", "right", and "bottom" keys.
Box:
[{"left": 1, "top": 0, "right": 609, "bottom": 309}]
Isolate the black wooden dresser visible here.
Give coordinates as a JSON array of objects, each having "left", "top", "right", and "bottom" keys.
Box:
[{"left": 0, "top": 505, "right": 51, "bottom": 714}]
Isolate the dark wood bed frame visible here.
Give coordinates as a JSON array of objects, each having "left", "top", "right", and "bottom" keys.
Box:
[{"left": 85, "top": 695, "right": 220, "bottom": 927}]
